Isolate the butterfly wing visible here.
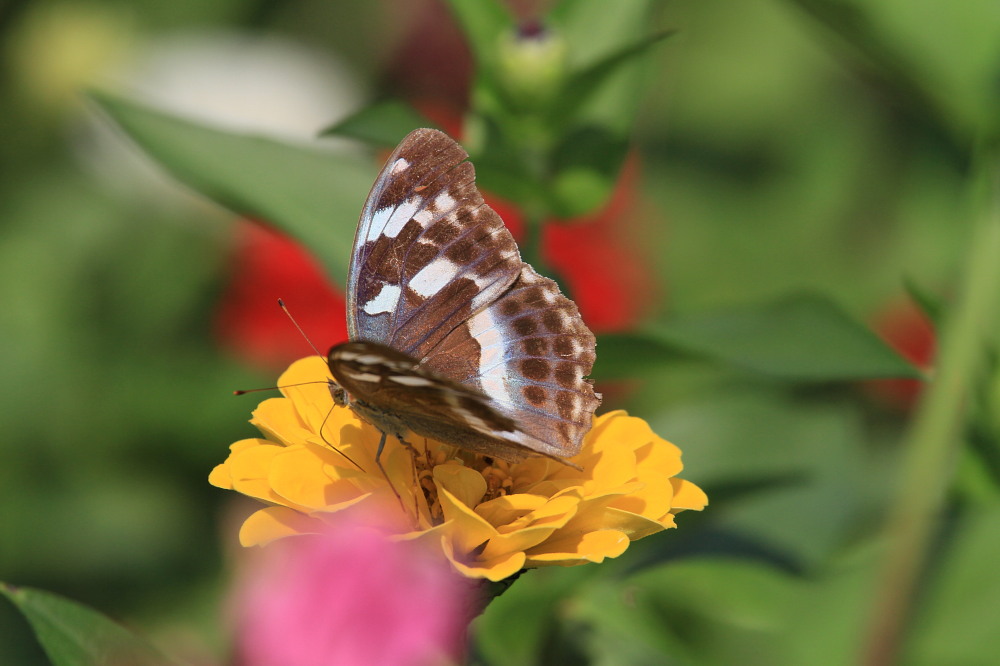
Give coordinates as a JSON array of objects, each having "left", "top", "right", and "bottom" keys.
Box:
[
  {"left": 329, "top": 341, "right": 549, "bottom": 463},
  {"left": 348, "top": 129, "right": 522, "bottom": 356},
  {"left": 347, "top": 129, "right": 600, "bottom": 460}
]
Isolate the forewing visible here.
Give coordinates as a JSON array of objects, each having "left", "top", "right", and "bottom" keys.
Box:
[{"left": 348, "top": 129, "right": 522, "bottom": 358}]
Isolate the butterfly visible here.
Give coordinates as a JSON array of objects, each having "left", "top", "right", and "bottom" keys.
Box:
[{"left": 326, "top": 128, "right": 601, "bottom": 470}]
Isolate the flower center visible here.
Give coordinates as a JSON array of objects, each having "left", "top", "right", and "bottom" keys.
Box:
[
  {"left": 405, "top": 447, "right": 515, "bottom": 523},
  {"left": 479, "top": 459, "right": 514, "bottom": 502},
  {"left": 412, "top": 446, "right": 451, "bottom": 522}
]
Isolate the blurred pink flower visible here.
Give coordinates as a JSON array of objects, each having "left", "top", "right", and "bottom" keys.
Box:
[{"left": 231, "top": 515, "right": 468, "bottom": 666}]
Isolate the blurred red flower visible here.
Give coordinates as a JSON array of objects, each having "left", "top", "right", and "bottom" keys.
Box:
[
  {"left": 215, "top": 221, "right": 347, "bottom": 369},
  {"left": 868, "top": 298, "right": 936, "bottom": 409}
]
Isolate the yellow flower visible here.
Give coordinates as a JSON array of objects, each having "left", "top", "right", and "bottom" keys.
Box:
[{"left": 210, "top": 357, "right": 708, "bottom": 582}]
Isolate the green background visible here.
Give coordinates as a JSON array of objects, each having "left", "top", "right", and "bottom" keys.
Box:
[{"left": 1, "top": 1, "right": 998, "bottom": 664}]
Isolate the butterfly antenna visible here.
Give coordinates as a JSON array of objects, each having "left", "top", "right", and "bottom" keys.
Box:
[
  {"left": 233, "top": 381, "right": 328, "bottom": 395},
  {"left": 277, "top": 298, "right": 325, "bottom": 358}
]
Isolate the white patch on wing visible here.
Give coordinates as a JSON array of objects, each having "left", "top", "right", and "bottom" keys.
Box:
[
  {"left": 470, "top": 286, "right": 497, "bottom": 310},
  {"left": 351, "top": 354, "right": 394, "bottom": 365},
  {"left": 361, "top": 283, "right": 402, "bottom": 316},
  {"left": 366, "top": 198, "right": 420, "bottom": 242},
  {"left": 344, "top": 371, "right": 381, "bottom": 383},
  {"left": 414, "top": 209, "right": 436, "bottom": 225},
  {"left": 457, "top": 409, "right": 488, "bottom": 431},
  {"left": 409, "top": 256, "right": 459, "bottom": 298},
  {"left": 442, "top": 392, "right": 489, "bottom": 431},
  {"left": 390, "top": 158, "right": 409, "bottom": 174},
  {"left": 387, "top": 375, "right": 434, "bottom": 387},
  {"left": 469, "top": 309, "right": 511, "bottom": 406},
  {"left": 469, "top": 240, "right": 519, "bottom": 310},
  {"left": 434, "top": 191, "right": 455, "bottom": 211}
]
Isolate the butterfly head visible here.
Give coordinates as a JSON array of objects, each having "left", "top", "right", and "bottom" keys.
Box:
[
  {"left": 326, "top": 340, "right": 423, "bottom": 406},
  {"left": 328, "top": 380, "right": 349, "bottom": 408}
]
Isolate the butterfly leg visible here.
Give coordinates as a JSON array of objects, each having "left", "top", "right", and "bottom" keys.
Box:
[
  {"left": 396, "top": 435, "right": 419, "bottom": 457},
  {"left": 373, "top": 430, "right": 409, "bottom": 518},
  {"left": 395, "top": 435, "right": 423, "bottom": 516}
]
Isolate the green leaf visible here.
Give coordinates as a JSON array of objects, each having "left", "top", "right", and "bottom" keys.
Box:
[
  {"left": 595, "top": 332, "right": 686, "bottom": 380},
  {"left": 600, "top": 293, "right": 921, "bottom": 382},
  {"left": 89, "top": 90, "right": 375, "bottom": 286},
  {"left": 321, "top": 99, "right": 437, "bottom": 147},
  {"left": 549, "top": 30, "right": 673, "bottom": 125},
  {"left": 548, "top": 0, "right": 656, "bottom": 69},
  {"left": 903, "top": 276, "right": 944, "bottom": 327},
  {"left": 781, "top": 0, "right": 998, "bottom": 148},
  {"left": 569, "top": 560, "right": 803, "bottom": 665},
  {"left": 474, "top": 567, "right": 593, "bottom": 666},
  {"left": 548, "top": 125, "right": 629, "bottom": 217},
  {"left": 0, "top": 583, "right": 172, "bottom": 666},
  {"left": 547, "top": 0, "right": 658, "bottom": 132},
  {"left": 442, "top": 0, "right": 513, "bottom": 71}
]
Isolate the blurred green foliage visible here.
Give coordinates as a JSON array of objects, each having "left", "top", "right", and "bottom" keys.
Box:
[{"left": 2, "top": 0, "right": 1000, "bottom": 665}]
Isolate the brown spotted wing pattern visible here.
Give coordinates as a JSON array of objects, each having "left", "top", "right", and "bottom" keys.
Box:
[{"left": 336, "top": 128, "right": 600, "bottom": 464}]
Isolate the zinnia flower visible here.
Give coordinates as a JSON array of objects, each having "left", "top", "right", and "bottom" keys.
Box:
[
  {"left": 231, "top": 513, "right": 467, "bottom": 666},
  {"left": 210, "top": 356, "right": 707, "bottom": 582}
]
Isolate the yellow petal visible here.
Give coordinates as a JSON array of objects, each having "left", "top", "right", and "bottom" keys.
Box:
[
  {"left": 208, "top": 463, "right": 233, "bottom": 489},
  {"left": 484, "top": 523, "right": 569, "bottom": 560},
  {"left": 227, "top": 441, "right": 295, "bottom": 506},
  {"left": 526, "top": 529, "right": 630, "bottom": 566},
  {"left": 509, "top": 457, "right": 563, "bottom": 490},
  {"left": 268, "top": 444, "right": 363, "bottom": 510},
  {"left": 442, "top": 536, "right": 526, "bottom": 582},
  {"left": 435, "top": 485, "right": 497, "bottom": 554},
  {"left": 634, "top": 437, "right": 683, "bottom": 477},
  {"left": 584, "top": 445, "right": 637, "bottom": 494},
  {"left": 670, "top": 478, "right": 708, "bottom": 511},
  {"left": 475, "top": 493, "right": 549, "bottom": 526},
  {"left": 608, "top": 470, "right": 674, "bottom": 519},
  {"left": 238, "top": 507, "right": 326, "bottom": 547},
  {"left": 479, "top": 494, "right": 584, "bottom": 559},
  {"left": 277, "top": 355, "right": 330, "bottom": 389},
  {"left": 434, "top": 464, "right": 487, "bottom": 508},
  {"left": 493, "top": 493, "right": 581, "bottom": 535},
  {"left": 251, "top": 396, "right": 312, "bottom": 446},
  {"left": 586, "top": 507, "right": 669, "bottom": 540},
  {"left": 230, "top": 439, "right": 261, "bottom": 454}
]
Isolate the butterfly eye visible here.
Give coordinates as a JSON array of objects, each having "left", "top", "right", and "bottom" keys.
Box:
[{"left": 329, "top": 382, "right": 349, "bottom": 407}]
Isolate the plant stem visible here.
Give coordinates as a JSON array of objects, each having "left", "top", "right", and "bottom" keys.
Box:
[
  {"left": 862, "top": 151, "right": 1000, "bottom": 665},
  {"left": 520, "top": 206, "right": 548, "bottom": 275}
]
